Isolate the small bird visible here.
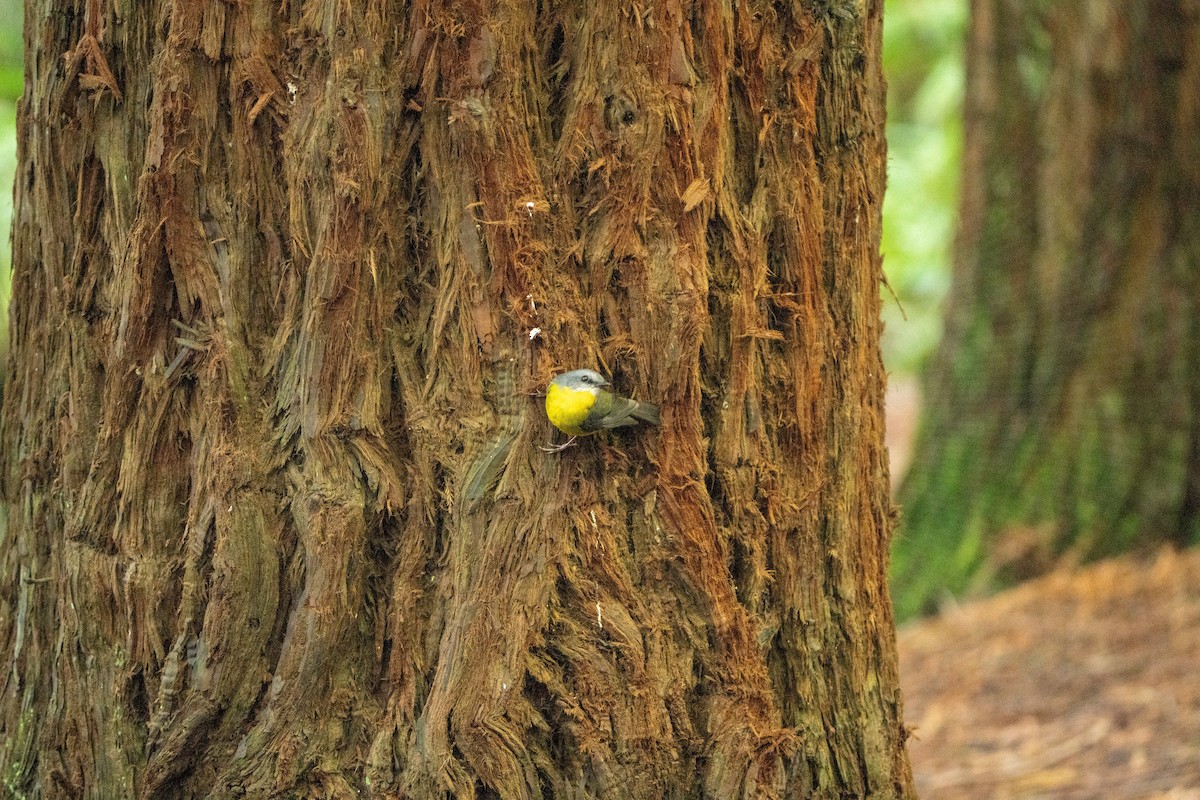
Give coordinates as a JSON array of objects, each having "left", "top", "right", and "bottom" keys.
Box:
[{"left": 543, "top": 369, "right": 660, "bottom": 451}]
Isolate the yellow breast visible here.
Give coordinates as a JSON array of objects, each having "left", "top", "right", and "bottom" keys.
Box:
[{"left": 546, "top": 383, "right": 596, "bottom": 436}]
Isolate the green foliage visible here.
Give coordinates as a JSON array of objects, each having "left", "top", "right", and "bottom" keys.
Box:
[
  {"left": 0, "top": 0, "right": 21, "bottom": 376},
  {"left": 880, "top": 0, "right": 965, "bottom": 373}
]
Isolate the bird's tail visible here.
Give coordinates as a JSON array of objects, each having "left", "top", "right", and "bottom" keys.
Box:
[{"left": 631, "top": 401, "right": 661, "bottom": 426}]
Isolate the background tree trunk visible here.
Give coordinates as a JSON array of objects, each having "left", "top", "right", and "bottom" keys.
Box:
[
  {"left": 1, "top": 1, "right": 912, "bottom": 797},
  {"left": 894, "top": 0, "right": 1200, "bottom": 619}
]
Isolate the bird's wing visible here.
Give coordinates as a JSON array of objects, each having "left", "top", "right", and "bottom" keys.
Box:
[{"left": 589, "top": 392, "right": 645, "bottom": 430}]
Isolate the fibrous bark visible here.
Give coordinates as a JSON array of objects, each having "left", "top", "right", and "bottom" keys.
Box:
[
  {"left": 0, "top": 1, "right": 912, "bottom": 797},
  {"left": 895, "top": 0, "right": 1200, "bottom": 619}
]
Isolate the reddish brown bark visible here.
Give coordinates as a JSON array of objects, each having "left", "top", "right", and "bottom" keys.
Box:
[{"left": 0, "top": 1, "right": 911, "bottom": 797}]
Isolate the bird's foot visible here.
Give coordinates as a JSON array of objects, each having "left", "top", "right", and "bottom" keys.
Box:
[{"left": 540, "top": 436, "right": 577, "bottom": 453}]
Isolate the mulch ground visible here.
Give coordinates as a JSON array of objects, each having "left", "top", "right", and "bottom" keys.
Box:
[{"left": 898, "top": 546, "right": 1200, "bottom": 799}]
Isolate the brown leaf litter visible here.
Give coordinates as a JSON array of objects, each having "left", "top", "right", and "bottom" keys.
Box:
[{"left": 899, "top": 546, "right": 1200, "bottom": 799}]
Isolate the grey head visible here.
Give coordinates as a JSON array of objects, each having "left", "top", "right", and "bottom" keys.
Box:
[{"left": 551, "top": 369, "right": 610, "bottom": 392}]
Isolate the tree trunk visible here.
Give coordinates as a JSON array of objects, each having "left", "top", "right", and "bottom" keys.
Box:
[
  {"left": 0, "top": 1, "right": 912, "bottom": 797},
  {"left": 894, "top": 0, "right": 1200, "bottom": 619}
]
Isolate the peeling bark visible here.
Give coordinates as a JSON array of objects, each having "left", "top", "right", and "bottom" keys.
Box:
[{"left": 0, "top": 1, "right": 911, "bottom": 797}]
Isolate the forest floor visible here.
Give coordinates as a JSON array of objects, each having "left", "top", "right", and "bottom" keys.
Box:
[
  {"left": 898, "top": 548, "right": 1200, "bottom": 799},
  {"left": 886, "top": 378, "right": 1200, "bottom": 799}
]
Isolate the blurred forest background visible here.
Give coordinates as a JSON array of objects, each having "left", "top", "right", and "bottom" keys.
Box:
[
  {"left": 880, "top": 0, "right": 964, "bottom": 374},
  {"left": 0, "top": 0, "right": 21, "bottom": 375}
]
